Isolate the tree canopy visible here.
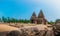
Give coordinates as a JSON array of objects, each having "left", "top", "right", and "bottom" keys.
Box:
[{"left": 0, "top": 16, "right": 30, "bottom": 23}]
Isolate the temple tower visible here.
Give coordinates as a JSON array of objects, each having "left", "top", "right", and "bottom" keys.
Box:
[
  {"left": 30, "top": 10, "right": 48, "bottom": 24},
  {"left": 38, "top": 10, "right": 44, "bottom": 18},
  {"left": 37, "top": 10, "right": 47, "bottom": 24},
  {"left": 30, "top": 12, "right": 37, "bottom": 24}
]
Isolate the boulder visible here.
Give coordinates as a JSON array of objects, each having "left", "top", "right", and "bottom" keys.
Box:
[{"left": 6, "top": 30, "right": 20, "bottom": 36}]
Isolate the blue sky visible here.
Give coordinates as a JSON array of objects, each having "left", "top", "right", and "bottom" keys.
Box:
[{"left": 0, "top": 0, "right": 60, "bottom": 22}]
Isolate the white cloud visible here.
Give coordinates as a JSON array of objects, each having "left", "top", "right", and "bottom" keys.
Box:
[
  {"left": 19, "top": 0, "right": 60, "bottom": 10},
  {"left": 33, "top": 0, "right": 60, "bottom": 21},
  {"left": 15, "top": 0, "right": 60, "bottom": 21}
]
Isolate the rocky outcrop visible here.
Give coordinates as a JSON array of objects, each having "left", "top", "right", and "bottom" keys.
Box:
[
  {"left": 1, "top": 24, "right": 60, "bottom": 36},
  {"left": 6, "top": 30, "right": 20, "bottom": 36},
  {"left": 6, "top": 25, "right": 54, "bottom": 36},
  {"left": 53, "top": 24, "right": 60, "bottom": 36}
]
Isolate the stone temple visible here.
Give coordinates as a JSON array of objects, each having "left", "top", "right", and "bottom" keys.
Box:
[{"left": 30, "top": 10, "right": 48, "bottom": 24}]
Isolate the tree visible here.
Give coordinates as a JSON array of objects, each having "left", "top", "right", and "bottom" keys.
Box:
[
  {"left": 24, "top": 19, "right": 30, "bottom": 23},
  {"left": 1, "top": 16, "right": 30, "bottom": 24},
  {"left": 48, "top": 21, "right": 54, "bottom": 24},
  {"left": 2, "top": 16, "right": 8, "bottom": 23},
  {"left": 55, "top": 19, "right": 60, "bottom": 24},
  {"left": 0, "top": 18, "right": 2, "bottom": 22}
]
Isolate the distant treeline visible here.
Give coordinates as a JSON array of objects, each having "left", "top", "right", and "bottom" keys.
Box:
[
  {"left": 0, "top": 16, "right": 30, "bottom": 23},
  {"left": 0, "top": 16, "right": 60, "bottom": 24},
  {"left": 48, "top": 19, "right": 60, "bottom": 24}
]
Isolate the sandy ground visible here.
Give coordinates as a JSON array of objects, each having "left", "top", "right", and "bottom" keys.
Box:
[
  {"left": 0, "top": 23, "right": 52, "bottom": 32},
  {"left": 0, "top": 24, "right": 19, "bottom": 32}
]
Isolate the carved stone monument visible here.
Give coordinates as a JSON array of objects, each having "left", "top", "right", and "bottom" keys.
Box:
[{"left": 30, "top": 10, "right": 48, "bottom": 24}]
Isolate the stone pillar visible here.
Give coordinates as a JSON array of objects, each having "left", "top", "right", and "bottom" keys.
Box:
[
  {"left": 42, "top": 19, "right": 44, "bottom": 24},
  {"left": 34, "top": 20, "right": 37, "bottom": 24},
  {"left": 42, "top": 21, "right": 44, "bottom": 24}
]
